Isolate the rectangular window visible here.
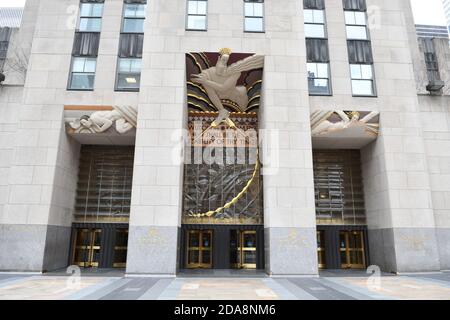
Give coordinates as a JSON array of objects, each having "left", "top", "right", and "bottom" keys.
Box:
[
  {"left": 420, "top": 38, "right": 441, "bottom": 82},
  {"left": 116, "top": 58, "right": 141, "bottom": 91},
  {"left": 0, "top": 40, "right": 9, "bottom": 70},
  {"left": 122, "top": 3, "right": 147, "bottom": 33},
  {"left": 307, "top": 62, "right": 331, "bottom": 95},
  {"left": 304, "top": 9, "right": 326, "bottom": 38},
  {"left": 69, "top": 1, "right": 104, "bottom": 91},
  {"left": 116, "top": 1, "right": 146, "bottom": 91},
  {"left": 343, "top": 0, "right": 375, "bottom": 96},
  {"left": 304, "top": 0, "right": 331, "bottom": 96},
  {"left": 244, "top": 0, "right": 264, "bottom": 32},
  {"left": 186, "top": 0, "right": 208, "bottom": 31},
  {"left": 344, "top": 11, "right": 368, "bottom": 40},
  {"left": 74, "top": 145, "right": 134, "bottom": 223},
  {"left": 313, "top": 149, "right": 366, "bottom": 226},
  {"left": 69, "top": 57, "right": 96, "bottom": 90},
  {"left": 78, "top": 2, "right": 104, "bottom": 32},
  {"left": 350, "top": 64, "right": 374, "bottom": 96}
]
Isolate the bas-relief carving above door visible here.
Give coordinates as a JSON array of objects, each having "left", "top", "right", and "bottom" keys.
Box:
[{"left": 183, "top": 49, "right": 265, "bottom": 225}]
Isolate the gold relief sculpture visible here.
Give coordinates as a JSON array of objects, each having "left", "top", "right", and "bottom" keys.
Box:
[
  {"left": 186, "top": 49, "right": 264, "bottom": 125},
  {"left": 183, "top": 50, "right": 264, "bottom": 225}
]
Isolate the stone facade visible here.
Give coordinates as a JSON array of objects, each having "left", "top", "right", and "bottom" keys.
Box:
[{"left": 0, "top": 0, "right": 448, "bottom": 274}]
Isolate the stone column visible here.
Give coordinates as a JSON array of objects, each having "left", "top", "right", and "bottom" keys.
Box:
[
  {"left": 261, "top": 0, "right": 318, "bottom": 276},
  {"left": 0, "top": 0, "right": 80, "bottom": 272},
  {"left": 360, "top": 0, "right": 441, "bottom": 273},
  {"left": 126, "top": 0, "right": 186, "bottom": 275}
]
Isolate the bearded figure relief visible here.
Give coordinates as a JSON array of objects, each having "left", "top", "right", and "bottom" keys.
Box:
[
  {"left": 183, "top": 49, "right": 265, "bottom": 224},
  {"left": 187, "top": 48, "right": 264, "bottom": 126}
]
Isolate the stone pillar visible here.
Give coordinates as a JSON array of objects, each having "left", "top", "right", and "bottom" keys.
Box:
[
  {"left": 126, "top": 0, "right": 186, "bottom": 275},
  {"left": 261, "top": 1, "right": 318, "bottom": 276},
  {"left": 0, "top": 0, "right": 80, "bottom": 272},
  {"left": 360, "top": 0, "right": 440, "bottom": 274}
]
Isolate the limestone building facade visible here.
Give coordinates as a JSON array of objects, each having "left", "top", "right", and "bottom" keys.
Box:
[{"left": 0, "top": 0, "right": 449, "bottom": 276}]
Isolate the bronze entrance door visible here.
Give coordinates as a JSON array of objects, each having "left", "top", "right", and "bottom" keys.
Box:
[
  {"left": 230, "top": 230, "right": 257, "bottom": 269},
  {"left": 72, "top": 229, "right": 102, "bottom": 268},
  {"left": 186, "top": 230, "right": 213, "bottom": 268},
  {"left": 113, "top": 228, "right": 128, "bottom": 268},
  {"left": 339, "top": 231, "right": 366, "bottom": 269},
  {"left": 317, "top": 231, "right": 326, "bottom": 269}
]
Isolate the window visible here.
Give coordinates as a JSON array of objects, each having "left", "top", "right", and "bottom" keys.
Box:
[
  {"left": 69, "top": 1, "right": 104, "bottom": 90},
  {"left": 307, "top": 63, "right": 331, "bottom": 95},
  {"left": 74, "top": 145, "right": 134, "bottom": 223},
  {"left": 0, "top": 40, "right": 9, "bottom": 71},
  {"left": 350, "top": 64, "right": 374, "bottom": 96},
  {"left": 313, "top": 150, "right": 366, "bottom": 226},
  {"left": 123, "top": 3, "right": 146, "bottom": 33},
  {"left": 69, "top": 57, "right": 96, "bottom": 90},
  {"left": 116, "top": 1, "right": 146, "bottom": 91},
  {"left": 186, "top": 0, "right": 208, "bottom": 30},
  {"left": 244, "top": 0, "right": 264, "bottom": 32},
  {"left": 78, "top": 2, "right": 103, "bottom": 32},
  {"left": 304, "top": 9, "right": 326, "bottom": 38},
  {"left": 344, "top": 11, "right": 368, "bottom": 40},
  {"left": 304, "top": 0, "right": 331, "bottom": 96},
  {"left": 116, "top": 58, "right": 141, "bottom": 91},
  {"left": 343, "top": 0, "right": 375, "bottom": 96},
  {"left": 425, "top": 52, "right": 439, "bottom": 79},
  {"left": 420, "top": 38, "right": 441, "bottom": 82}
]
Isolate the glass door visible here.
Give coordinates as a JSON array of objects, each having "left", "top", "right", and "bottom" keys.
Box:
[
  {"left": 72, "top": 228, "right": 102, "bottom": 268},
  {"left": 230, "top": 230, "right": 257, "bottom": 269},
  {"left": 339, "top": 231, "right": 366, "bottom": 269},
  {"left": 240, "top": 231, "right": 257, "bottom": 269},
  {"left": 317, "top": 231, "right": 326, "bottom": 269},
  {"left": 113, "top": 229, "right": 128, "bottom": 268},
  {"left": 186, "top": 230, "right": 213, "bottom": 268}
]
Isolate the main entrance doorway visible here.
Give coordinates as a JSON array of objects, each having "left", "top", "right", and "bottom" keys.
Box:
[
  {"left": 186, "top": 230, "right": 213, "bottom": 269},
  {"left": 339, "top": 230, "right": 366, "bottom": 269},
  {"left": 315, "top": 226, "right": 368, "bottom": 270},
  {"left": 70, "top": 223, "right": 129, "bottom": 268},
  {"left": 230, "top": 230, "right": 257, "bottom": 269},
  {"left": 72, "top": 229, "right": 102, "bottom": 268},
  {"left": 180, "top": 226, "right": 264, "bottom": 270}
]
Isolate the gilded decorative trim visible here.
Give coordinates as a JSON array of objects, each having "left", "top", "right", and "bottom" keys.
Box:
[
  {"left": 187, "top": 53, "right": 203, "bottom": 72},
  {"left": 187, "top": 93, "right": 215, "bottom": 109},
  {"left": 247, "top": 80, "right": 262, "bottom": 93},
  {"left": 199, "top": 52, "right": 210, "bottom": 68},
  {"left": 187, "top": 81, "right": 208, "bottom": 95}
]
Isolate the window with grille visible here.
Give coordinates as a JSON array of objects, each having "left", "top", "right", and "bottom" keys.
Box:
[
  {"left": 313, "top": 150, "right": 366, "bottom": 226},
  {"left": 74, "top": 146, "right": 135, "bottom": 223},
  {"left": 183, "top": 146, "right": 263, "bottom": 225}
]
